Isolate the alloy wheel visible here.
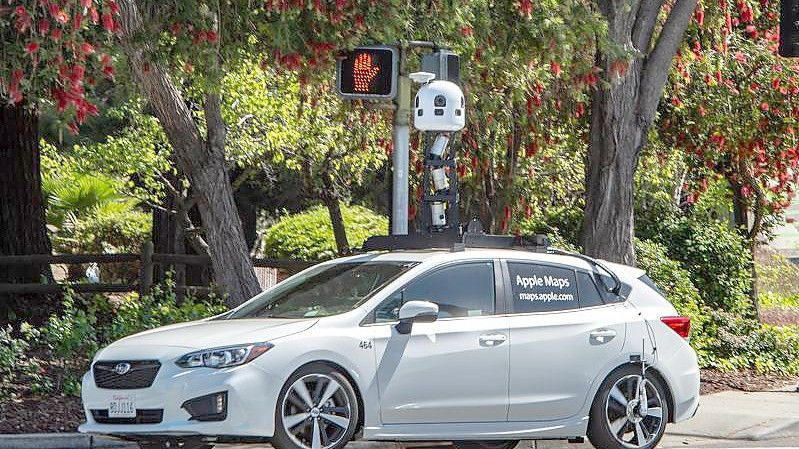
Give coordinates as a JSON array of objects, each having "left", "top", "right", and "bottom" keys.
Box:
[
  {"left": 281, "top": 373, "right": 353, "bottom": 449},
  {"left": 604, "top": 374, "right": 664, "bottom": 449}
]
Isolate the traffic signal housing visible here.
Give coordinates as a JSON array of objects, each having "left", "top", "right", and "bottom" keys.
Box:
[
  {"left": 780, "top": 0, "right": 799, "bottom": 57},
  {"left": 337, "top": 46, "right": 398, "bottom": 100}
]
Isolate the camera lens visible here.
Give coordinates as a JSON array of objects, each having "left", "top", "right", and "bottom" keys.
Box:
[{"left": 434, "top": 95, "right": 447, "bottom": 107}]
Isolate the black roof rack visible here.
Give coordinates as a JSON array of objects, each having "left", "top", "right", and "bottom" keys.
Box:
[{"left": 360, "top": 219, "right": 550, "bottom": 253}]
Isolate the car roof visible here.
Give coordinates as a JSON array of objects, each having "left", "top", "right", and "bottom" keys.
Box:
[{"left": 330, "top": 249, "right": 645, "bottom": 281}]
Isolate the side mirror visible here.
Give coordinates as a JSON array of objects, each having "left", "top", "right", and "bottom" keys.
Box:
[{"left": 396, "top": 300, "right": 438, "bottom": 334}]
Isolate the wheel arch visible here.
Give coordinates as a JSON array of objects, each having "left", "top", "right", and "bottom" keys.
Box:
[{"left": 288, "top": 360, "right": 366, "bottom": 435}]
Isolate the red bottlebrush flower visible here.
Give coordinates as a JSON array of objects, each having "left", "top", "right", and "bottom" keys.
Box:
[
  {"left": 460, "top": 26, "right": 474, "bottom": 37},
  {"left": 100, "top": 53, "right": 112, "bottom": 65},
  {"left": 102, "top": 12, "right": 114, "bottom": 31},
  {"left": 55, "top": 10, "right": 69, "bottom": 25},
  {"left": 82, "top": 0, "right": 93, "bottom": 8},
  {"left": 745, "top": 25, "right": 758, "bottom": 39},
  {"left": 80, "top": 42, "right": 95, "bottom": 55},
  {"left": 550, "top": 61, "right": 562, "bottom": 77},
  {"left": 206, "top": 30, "right": 219, "bottom": 43},
  {"left": 109, "top": 0, "right": 120, "bottom": 14},
  {"left": 699, "top": 106, "right": 707, "bottom": 116},
  {"left": 575, "top": 102, "right": 585, "bottom": 117},
  {"left": 772, "top": 76, "right": 781, "bottom": 89},
  {"left": 73, "top": 12, "right": 83, "bottom": 30},
  {"left": 48, "top": 3, "right": 60, "bottom": 17},
  {"left": 90, "top": 7, "right": 99, "bottom": 23},
  {"left": 67, "top": 122, "right": 80, "bottom": 135},
  {"left": 518, "top": 0, "right": 533, "bottom": 17},
  {"left": 526, "top": 140, "right": 539, "bottom": 157},
  {"left": 672, "top": 96, "right": 682, "bottom": 107},
  {"left": 102, "top": 65, "right": 115, "bottom": 79},
  {"left": 15, "top": 6, "right": 32, "bottom": 32},
  {"left": 169, "top": 22, "right": 181, "bottom": 35},
  {"left": 38, "top": 19, "right": 50, "bottom": 35},
  {"left": 761, "top": 102, "right": 770, "bottom": 111},
  {"left": 696, "top": 7, "right": 705, "bottom": 27},
  {"left": 25, "top": 41, "right": 40, "bottom": 55},
  {"left": 504, "top": 205, "right": 512, "bottom": 220},
  {"left": 734, "top": 51, "right": 747, "bottom": 63}
]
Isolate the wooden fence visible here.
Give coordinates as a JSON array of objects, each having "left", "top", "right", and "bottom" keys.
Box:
[{"left": 0, "top": 241, "right": 310, "bottom": 297}]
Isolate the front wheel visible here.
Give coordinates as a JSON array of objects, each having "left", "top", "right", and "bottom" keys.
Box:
[
  {"left": 587, "top": 366, "right": 669, "bottom": 449},
  {"left": 272, "top": 364, "right": 359, "bottom": 449}
]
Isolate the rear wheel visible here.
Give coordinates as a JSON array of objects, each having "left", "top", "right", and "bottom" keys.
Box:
[
  {"left": 453, "top": 441, "right": 519, "bottom": 449},
  {"left": 587, "top": 366, "right": 668, "bottom": 449},
  {"left": 272, "top": 364, "right": 359, "bottom": 449}
]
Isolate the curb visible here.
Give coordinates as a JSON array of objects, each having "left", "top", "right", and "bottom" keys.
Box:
[{"left": 0, "top": 433, "right": 136, "bottom": 449}]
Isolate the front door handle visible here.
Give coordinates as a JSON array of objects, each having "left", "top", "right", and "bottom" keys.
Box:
[
  {"left": 479, "top": 333, "right": 507, "bottom": 347},
  {"left": 589, "top": 328, "right": 617, "bottom": 345}
]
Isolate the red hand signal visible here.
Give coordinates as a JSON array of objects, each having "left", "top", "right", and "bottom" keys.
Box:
[{"left": 352, "top": 52, "right": 381, "bottom": 92}]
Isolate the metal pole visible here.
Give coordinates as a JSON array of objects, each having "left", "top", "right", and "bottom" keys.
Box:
[{"left": 392, "top": 53, "right": 411, "bottom": 235}]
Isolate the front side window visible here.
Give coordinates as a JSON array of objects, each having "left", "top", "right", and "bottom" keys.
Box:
[
  {"left": 508, "top": 262, "right": 579, "bottom": 313},
  {"left": 373, "top": 262, "right": 495, "bottom": 322},
  {"left": 227, "top": 261, "right": 416, "bottom": 319}
]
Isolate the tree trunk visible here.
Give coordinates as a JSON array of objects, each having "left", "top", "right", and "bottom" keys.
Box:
[
  {"left": 0, "top": 103, "right": 57, "bottom": 325},
  {"left": 583, "top": 70, "right": 646, "bottom": 265},
  {"left": 583, "top": 0, "right": 697, "bottom": 264},
  {"left": 321, "top": 173, "right": 350, "bottom": 256},
  {"left": 118, "top": 0, "right": 261, "bottom": 307}
]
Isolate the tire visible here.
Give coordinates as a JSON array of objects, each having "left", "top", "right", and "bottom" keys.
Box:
[
  {"left": 453, "top": 441, "right": 519, "bottom": 449},
  {"left": 272, "top": 363, "right": 360, "bottom": 449},
  {"left": 587, "top": 365, "right": 669, "bottom": 449}
]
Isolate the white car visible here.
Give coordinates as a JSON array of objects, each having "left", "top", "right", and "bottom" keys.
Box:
[{"left": 79, "top": 246, "right": 700, "bottom": 449}]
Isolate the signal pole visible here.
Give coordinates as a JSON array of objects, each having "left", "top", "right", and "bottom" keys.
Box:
[{"left": 391, "top": 63, "right": 411, "bottom": 235}]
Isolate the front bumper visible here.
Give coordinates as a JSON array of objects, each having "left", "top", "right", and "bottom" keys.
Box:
[{"left": 79, "top": 360, "right": 282, "bottom": 437}]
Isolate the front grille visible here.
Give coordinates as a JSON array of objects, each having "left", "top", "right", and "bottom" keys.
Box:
[
  {"left": 93, "top": 360, "right": 161, "bottom": 389},
  {"left": 91, "top": 409, "right": 163, "bottom": 424}
]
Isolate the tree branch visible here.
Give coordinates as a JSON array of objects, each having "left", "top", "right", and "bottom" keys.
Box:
[
  {"left": 632, "top": 0, "right": 663, "bottom": 53},
  {"left": 638, "top": 0, "right": 698, "bottom": 123}
]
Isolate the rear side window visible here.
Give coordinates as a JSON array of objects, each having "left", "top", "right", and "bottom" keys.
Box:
[
  {"left": 507, "top": 262, "right": 579, "bottom": 313},
  {"left": 576, "top": 271, "right": 605, "bottom": 308},
  {"left": 638, "top": 274, "right": 666, "bottom": 297}
]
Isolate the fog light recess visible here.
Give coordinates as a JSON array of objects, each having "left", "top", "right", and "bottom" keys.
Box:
[{"left": 181, "top": 391, "right": 228, "bottom": 421}]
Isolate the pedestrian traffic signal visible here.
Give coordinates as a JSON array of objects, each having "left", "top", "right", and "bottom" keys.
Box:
[
  {"left": 337, "top": 46, "right": 398, "bottom": 100},
  {"left": 780, "top": 0, "right": 799, "bottom": 57}
]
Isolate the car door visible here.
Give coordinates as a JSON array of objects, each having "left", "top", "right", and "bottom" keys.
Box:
[
  {"left": 367, "top": 260, "right": 510, "bottom": 424},
  {"left": 503, "top": 260, "right": 631, "bottom": 421}
]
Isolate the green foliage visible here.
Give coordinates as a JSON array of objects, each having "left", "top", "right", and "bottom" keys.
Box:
[
  {"left": 644, "top": 216, "right": 753, "bottom": 315},
  {"left": 703, "top": 313, "right": 799, "bottom": 375},
  {"left": 108, "top": 281, "right": 227, "bottom": 342},
  {"left": 262, "top": 204, "right": 387, "bottom": 261},
  {"left": 0, "top": 326, "right": 49, "bottom": 401},
  {"left": 760, "top": 292, "right": 799, "bottom": 310}
]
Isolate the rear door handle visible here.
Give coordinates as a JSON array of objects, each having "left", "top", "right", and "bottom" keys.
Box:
[
  {"left": 479, "top": 333, "right": 507, "bottom": 347},
  {"left": 589, "top": 329, "right": 617, "bottom": 345}
]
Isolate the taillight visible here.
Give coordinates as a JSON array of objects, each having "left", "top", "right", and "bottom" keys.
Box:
[{"left": 661, "top": 316, "right": 691, "bottom": 338}]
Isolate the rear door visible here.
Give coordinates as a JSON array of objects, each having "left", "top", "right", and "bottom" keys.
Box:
[{"left": 504, "top": 260, "right": 631, "bottom": 421}]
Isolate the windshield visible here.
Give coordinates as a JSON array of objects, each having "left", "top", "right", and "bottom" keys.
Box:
[{"left": 227, "top": 261, "right": 417, "bottom": 319}]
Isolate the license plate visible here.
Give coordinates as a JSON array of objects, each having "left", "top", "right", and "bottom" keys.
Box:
[{"left": 108, "top": 394, "right": 136, "bottom": 418}]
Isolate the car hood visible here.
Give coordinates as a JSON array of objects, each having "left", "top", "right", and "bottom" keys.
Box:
[{"left": 94, "top": 318, "right": 317, "bottom": 361}]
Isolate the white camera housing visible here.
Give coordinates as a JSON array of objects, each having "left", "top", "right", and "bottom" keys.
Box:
[{"left": 413, "top": 78, "right": 465, "bottom": 132}]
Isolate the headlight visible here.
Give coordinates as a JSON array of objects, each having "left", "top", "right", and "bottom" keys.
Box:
[{"left": 175, "top": 342, "right": 273, "bottom": 369}]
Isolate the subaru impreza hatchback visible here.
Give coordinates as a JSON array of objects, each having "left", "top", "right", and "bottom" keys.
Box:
[{"left": 80, "top": 247, "right": 699, "bottom": 449}]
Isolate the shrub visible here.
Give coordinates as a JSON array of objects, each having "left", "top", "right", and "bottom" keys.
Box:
[
  {"left": 108, "top": 281, "right": 228, "bottom": 342},
  {"left": 703, "top": 312, "right": 799, "bottom": 375},
  {"left": 645, "top": 216, "right": 753, "bottom": 315},
  {"left": 0, "top": 326, "right": 50, "bottom": 400},
  {"left": 634, "top": 238, "right": 712, "bottom": 363},
  {"left": 261, "top": 204, "right": 388, "bottom": 261}
]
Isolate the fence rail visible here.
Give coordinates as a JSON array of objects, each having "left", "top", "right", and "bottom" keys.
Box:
[{"left": 0, "top": 241, "right": 310, "bottom": 297}]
